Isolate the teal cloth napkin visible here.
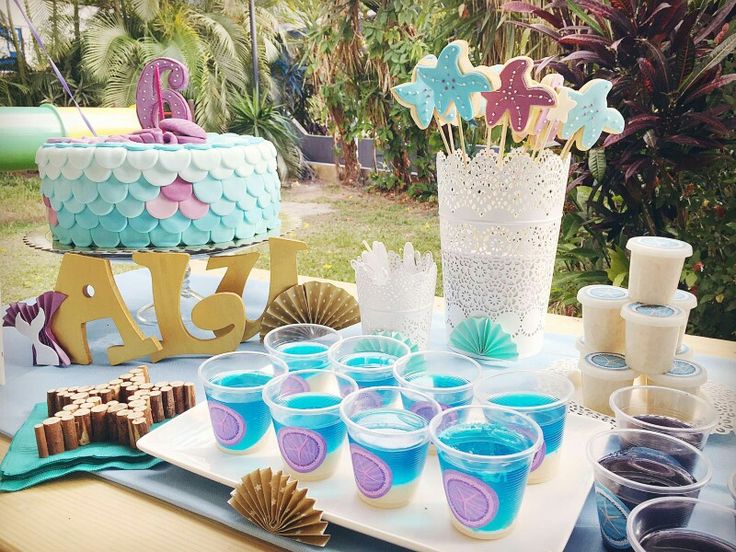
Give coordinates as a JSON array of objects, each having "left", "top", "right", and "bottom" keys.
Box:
[{"left": 0, "top": 402, "right": 162, "bottom": 491}]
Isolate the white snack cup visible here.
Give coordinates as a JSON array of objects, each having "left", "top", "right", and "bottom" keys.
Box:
[
  {"left": 621, "top": 303, "right": 686, "bottom": 375},
  {"left": 675, "top": 343, "right": 694, "bottom": 360},
  {"left": 577, "top": 285, "right": 628, "bottom": 353},
  {"left": 670, "top": 289, "right": 698, "bottom": 351},
  {"left": 647, "top": 359, "right": 707, "bottom": 396},
  {"left": 575, "top": 336, "right": 593, "bottom": 355},
  {"left": 626, "top": 236, "right": 693, "bottom": 304},
  {"left": 579, "top": 352, "right": 635, "bottom": 416}
]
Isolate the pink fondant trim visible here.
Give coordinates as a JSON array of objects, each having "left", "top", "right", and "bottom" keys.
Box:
[
  {"left": 178, "top": 196, "right": 209, "bottom": 220},
  {"left": 146, "top": 194, "right": 179, "bottom": 219}
]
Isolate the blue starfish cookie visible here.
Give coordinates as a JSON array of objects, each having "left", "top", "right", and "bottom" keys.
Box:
[
  {"left": 559, "top": 79, "right": 624, "bottom": 150},
  {"left": 393, "top": 55, "right": 457, "bottom": 129},
  {"left": 412, "top": 41, "right": 491, "bottom": 123}
]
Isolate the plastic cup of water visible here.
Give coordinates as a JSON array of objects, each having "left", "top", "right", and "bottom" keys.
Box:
[
  {"left": 627, "top": 497, "right": 736, "bottom": 552},
  {"left": 329, "top": 335, "right": 411, "bottom": 388},
  {"left": 429, "top": 404, "right": 543, "bottom": 540},
  {"left": 609, "top": 385, "right": 717, "bottom": 450},
  {"left": 339, "top": 386, "right": 440, "bottom": 508},
  {"left": 264, "top": 324, "right": 342, "bottom": 371},
  {"left": 263, "top": 369, "right": 358, "bottom": 481},
  {"left": 474, "top": 370, "right": 574, "bottom": 484},
  {"left": 587, "top": 429, "right": 712, "bottom": 551},
  {"left": 392, "top": 351, "right": 481, "bottom": 410},
  {"left": 198, "top": 351, "right": 288, "bottom": 454}
]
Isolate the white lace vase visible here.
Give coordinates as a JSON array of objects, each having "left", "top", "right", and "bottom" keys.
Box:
[
  {"left": 352, "top": 243, "right": 437, "bottom": 349},
  {"left": 438, "top": 147, "right": 570, "bottom": 358}
]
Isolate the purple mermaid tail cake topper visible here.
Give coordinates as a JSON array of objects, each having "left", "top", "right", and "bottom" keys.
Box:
[{"left": 3, "top": 291, "right": 70, "bottom": 366}]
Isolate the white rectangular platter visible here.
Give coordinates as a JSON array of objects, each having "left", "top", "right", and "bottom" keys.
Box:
[{"left": 138, "top": 402, "right": 609, "bottom": 552}]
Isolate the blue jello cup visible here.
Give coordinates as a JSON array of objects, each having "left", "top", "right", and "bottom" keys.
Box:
[
  {"left": 393, "top": 351, "right": 481, "bottom": 410},
  {"left": 339, "top": 386, "right": 440, "bottom": 508},
  {"left": 587, "top": 429, "right": 712, "bottom": 551},
  {"left": 263, "top": 369, "right": 358, "bottom": 481},
  {"left": 198, "top": 351, "right": 288, "bottom": 454},
  {"left": 329, "top": 335, "right": 410, "bottom": 388},
  {"left": 475, "top": 370, "right": 574, "bottom": 484},
  {"left": 264, "top": 324, "right": 342, "bottom": 372},
  {"left": 430, "top": 405, "right": 543, "bottom": 540}
]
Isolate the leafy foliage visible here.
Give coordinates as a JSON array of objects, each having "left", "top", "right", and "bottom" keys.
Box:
[
  {"left": 229, "top": 91, "right": 305, "bottom": 179},
  {"left": 507, "top": 0, "right": 736, "bottom": 337}
]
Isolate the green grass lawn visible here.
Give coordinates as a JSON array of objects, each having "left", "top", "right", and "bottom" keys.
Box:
[{"left": 0, "top": 173, "right": 441, "bottom": 303}]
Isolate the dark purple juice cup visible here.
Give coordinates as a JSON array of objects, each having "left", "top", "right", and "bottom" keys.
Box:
[
  {"left": 610, "top": 385, "right": 717, "bottom": 450},
  {"left": 627, "top": 497, "right": 736, "bottom": 552},
  {"left": 587, "top": 429, "right": 712, "bottom": 551}
]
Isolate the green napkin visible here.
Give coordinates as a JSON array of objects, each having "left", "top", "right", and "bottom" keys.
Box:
[{"left": 0, "top": 403, "right": 162, "bottom": 491}]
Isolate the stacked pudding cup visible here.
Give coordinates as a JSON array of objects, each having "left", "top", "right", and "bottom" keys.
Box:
[{"left": 575, "top": 237, "right": 708, "bottom": 415}]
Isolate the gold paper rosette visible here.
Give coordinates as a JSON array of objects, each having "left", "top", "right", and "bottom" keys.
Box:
[
  {"left": 229, "top": 468, "right": 330, "bottom": 547},
  {"left": 260, "top": 281, "right": 360, "bottom": 339}
]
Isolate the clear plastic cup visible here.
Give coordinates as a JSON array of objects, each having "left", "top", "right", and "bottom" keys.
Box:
[
  {"left": 198, "top": 351, "right": 288, "bottom": 454},
  {"left": 263, "top": 369, "right": 358, "bottom": 481},
  {"left": 609, "top": 385, "right": 718, "bottom": 450},
  {"left": 392, "top": 351, "right": 480, "bottom": 410},
  {"left": 264, "top": 324, "right": 342, "bottom": 371},
  {"left": 587, "top": 429, "right": 712, "bottom": 551},
  {"left": 329, "top": 335, "right": 411, "bottom": 388},
  {"left": 626, "top": 236, "right": 693, "bottom": 305},
  {"left": 429, "top": 405, "right": 543, "bottom": 539},
  {"left": 474, "top": 370, "right": 574, "bottom": 484},
  {"left": 627, "top": 497, "right": 736, "bottom": 552},
  {"left": 621, "top": 303, "right": 685, "bottom": 375},
  {"left": 729, "top": 471, "right": 736, "bottom": 509},
  {"left": 577, "top": 285, "right": 629, "bottom": 353},
  {"left": 339, "top": 386, "right": 440, "bottom": 508}
]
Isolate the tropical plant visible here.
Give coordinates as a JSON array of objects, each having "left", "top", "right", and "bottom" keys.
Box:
[
  {"left": 82, "top": 0, "right": 292, "bottom": 131},
  {"left": 505, "top": 0, "right": 736, "bottom": 337},
  {"left": 229, "top": 90, "right": 305, "bottom": 179}
]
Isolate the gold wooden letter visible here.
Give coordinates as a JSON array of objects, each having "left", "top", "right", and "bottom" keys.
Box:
[
  {"left": 133, "top": 251, "right": 246, "bottom": 362},
  {"left": 52, "top": 253, "right": 162, "bottom": 366},
  {"left": 207, "top": 236, "right": 307, "bottom": 341}
]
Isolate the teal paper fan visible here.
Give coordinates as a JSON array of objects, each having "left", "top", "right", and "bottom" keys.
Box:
[
  {"left": 449, "top": 317, "right": 518, "bottom": 360},
  {"left": 372, "top": 330, "right": 420, "bottom": 353}
]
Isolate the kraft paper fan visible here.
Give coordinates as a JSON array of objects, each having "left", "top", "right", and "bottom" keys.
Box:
[
  {"left": 260, "top": 282, "right": 360, "bottom": 339},
  {"left": 229, "top": 467, "right": 330, "bottom": 547},
  {"left": 449, "top": 317, "right": 518, "bottom": 360}
]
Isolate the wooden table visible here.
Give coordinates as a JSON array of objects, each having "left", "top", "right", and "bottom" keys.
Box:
[{"left": 2, "top": 269, "right": 733, "bottom": 552}]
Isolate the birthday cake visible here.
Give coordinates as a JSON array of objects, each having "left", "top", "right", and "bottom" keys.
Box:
[{"left": 35, "top": 58, "right": 281, "bottom": 249}]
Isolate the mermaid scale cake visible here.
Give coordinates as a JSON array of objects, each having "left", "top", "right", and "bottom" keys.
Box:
[{"left": 36, "top": 132, "right": 281, "bottom": 248}]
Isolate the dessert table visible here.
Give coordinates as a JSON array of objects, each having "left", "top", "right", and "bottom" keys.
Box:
[{"left": 1, "top": 266, "right": 734, "bottom": 552}]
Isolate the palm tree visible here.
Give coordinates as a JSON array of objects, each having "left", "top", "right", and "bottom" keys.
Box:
[{"left": 83, "top": 0, "right": 292, "bottom": 131}]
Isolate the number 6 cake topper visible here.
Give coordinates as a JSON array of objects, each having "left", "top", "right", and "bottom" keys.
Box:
[{"left": 136, "top": 57, "right": 193, "bottom": 128}]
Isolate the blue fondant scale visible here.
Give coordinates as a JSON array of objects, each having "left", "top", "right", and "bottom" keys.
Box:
[{"left": 38, "top": 133, "right": 281, "bottom": 248}]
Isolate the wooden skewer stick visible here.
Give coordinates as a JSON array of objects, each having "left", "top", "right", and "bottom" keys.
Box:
[
  {"left": 43, "top": 418, "right": 65, "bottom": 455},
  {"left": 434, "top": 115, "right": 451, "bottom": 156},
  {"left": 447, "top": 121, "right": 456, "bottom": 153},
  {"left": 457, "top": 116, "right": 468, "bottom": 163},
  {"left": 34, "top": 424, "right": 49, "bottom": 458},
  {"left": 559, "top": 132, "right": 576, "bottom": 160},
  {"left": 497, "top": 120, "right": 508, "bottom": 166},
  {"left": 60, "top": 415, "right": 79, "bottom": 450}
]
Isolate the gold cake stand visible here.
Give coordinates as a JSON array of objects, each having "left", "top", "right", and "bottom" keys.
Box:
[{"left": 24, "top": 213, "right": 299, "bottom": 325}]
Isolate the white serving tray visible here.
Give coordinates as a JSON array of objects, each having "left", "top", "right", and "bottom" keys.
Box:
[{"left": 138, "top": 402, "right": 608, "bottom": 552}]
